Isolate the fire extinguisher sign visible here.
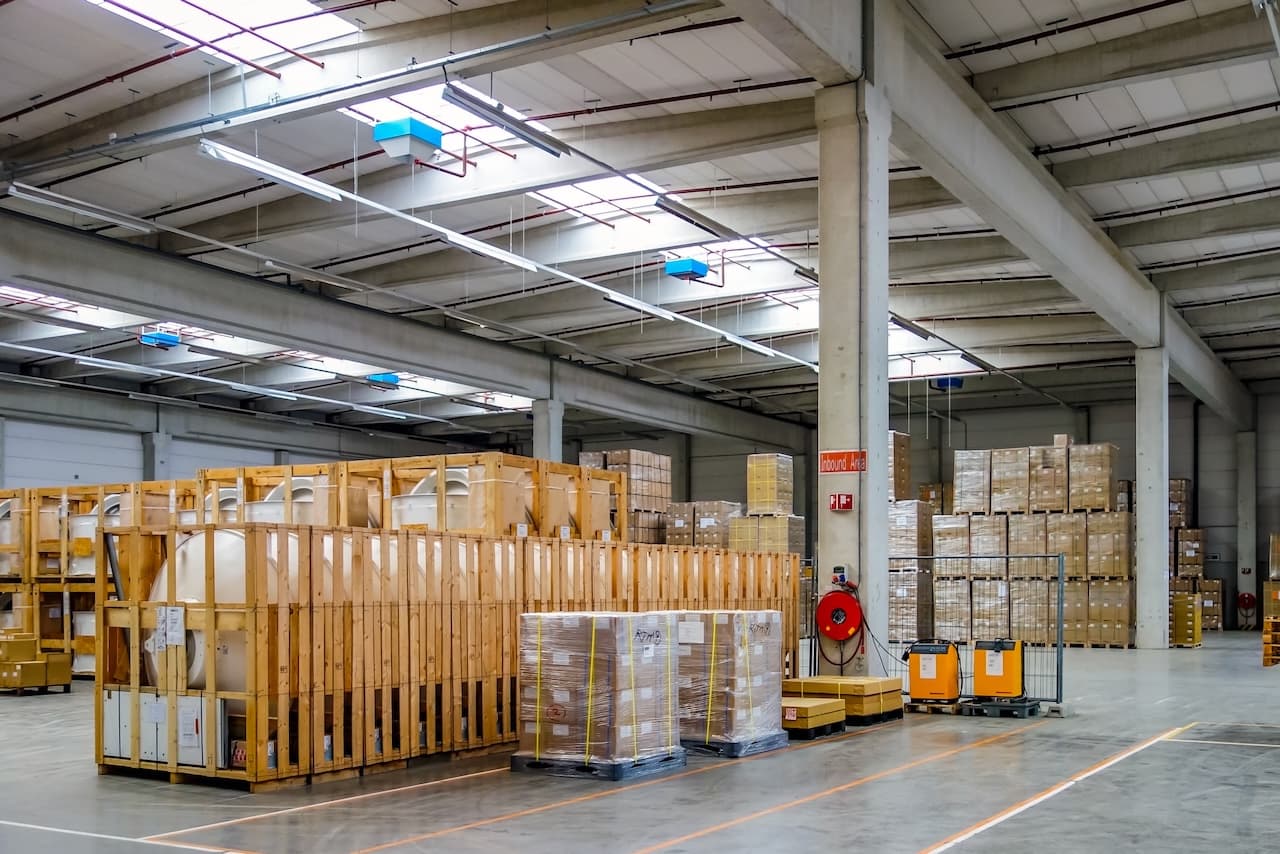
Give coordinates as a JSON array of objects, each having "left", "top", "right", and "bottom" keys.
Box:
[{"left": 818, "top": 449, "right": 867, "bottom": 474}]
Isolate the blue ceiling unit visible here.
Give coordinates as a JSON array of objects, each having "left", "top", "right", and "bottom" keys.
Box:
[{"left": 664, "top": 257, "right": 710, "bottom": 281}]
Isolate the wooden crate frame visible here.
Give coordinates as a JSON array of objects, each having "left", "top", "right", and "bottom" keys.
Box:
[
  {"left": 0, "top": 488, "right": 29, "bottom": 582},
  {"left": 198, "top": 464, "right": 365, "bottom": 528}
]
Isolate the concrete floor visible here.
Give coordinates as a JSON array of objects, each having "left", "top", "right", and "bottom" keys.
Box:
[{"left": 2, "top": 633, "right": 1277, "bottom": 853}]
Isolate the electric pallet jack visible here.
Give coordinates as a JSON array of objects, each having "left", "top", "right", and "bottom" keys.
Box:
[
  {"left": 967, "top": 638, "right": 1040, "bottom": 719},
  {"left": 903, "top": 640, "right": 961, "bottom": 704}
]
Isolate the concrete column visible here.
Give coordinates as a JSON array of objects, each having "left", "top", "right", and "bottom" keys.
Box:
[
  {"left": 815, "top": 80, "right": 891, "bottom": 675},
  {"left": 531, "top": 398, "right": 564, "bottom": 462},
  {"left": 1135, "top": 346, "right": 1170, "bottom": 649},
  {"left": 142, "top": 431, "right": 173, "bottom": 480},
  {"left": 1236, "top": 430, "right": 1257, "bottom": 628}
]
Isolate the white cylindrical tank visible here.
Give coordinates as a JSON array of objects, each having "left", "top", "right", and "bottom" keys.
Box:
[
  {"left": 68, "top": 493, "right": 123, "bottom": 577},
  {"left": 390, "top": 469, "right": 470, "bottom": 530}
]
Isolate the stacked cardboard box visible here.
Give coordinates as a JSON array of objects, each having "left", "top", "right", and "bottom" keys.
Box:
[
  {"left": 1010, "top": 580, "right": 1050, "bottom": 644},
  {"left": 889, "top": 500, "right": 933, "bottom": 569},
  {"left": 686, "top": 501, "right": 742, "bottom": 548},
  {"left": 969, "top": 515, "right": 1008, "bottom": 580},
  {"left": 628, "top": 511, "right": 667, "bottom": 545},
  {"left": 730, "top": 516, "right": 805, "bottom": 554},
  {"left": 781, "top": 675, "right": 903, "bottom": 719},
  {"left": 1087, "top": 580, "right": 1133, "bottom": 646},
  {"left": 780, "top": 696, "right": 845, "bottom": 732},
  {"left": 888, "top": 431, "right": 911, "bottom": 502},
  {"left": 516, "top": 612, "right": 681, "bottom": 767},
  {"left": 1199, "top": 579, "right": 1222, "bottom": 630},
  {"left": 1068, "top": 443, "right": 1118, "bottom": 512},
  {"left": 1047, "top": 514, "right": 1088, "bottom": 580},
  {"left": 746, "top": 454, "right": 793, "bottom": 516},
  {"left": 1086, "top": 512, "right": 1132, "bottom": 579},
  {"left": 1264, "top": 581, "right": 1280, "bottom": 620},
  {"left": 666, "top": 503, "right": 696, "bottom": 546},
  {"left": 932, "top": 515, "right": 970, "bottom": 578},
  {"left": 933, "top": 579, "right": 971, "bottom": 643},
  {"left": 1270, "top": 533, "right": 1280, "bottom": 581},
  {"left": 1169, "top": 593, "right": 1202, "bottom": 646},
  {"left": 1029, "top": 446, "right": 1069, "bottom": 512},
  {"left": 917, "top": 483, "right": 948, "bottom": 514},
  {"left": 888, "top": 569, "right": 934, "bottom": 642},
  {"left": 991, "top": 448, "right": 1030, "bottom": 514},
  {"left": 1008, "top": 515, "right": 1049, "bottom": 579},
  {"left": 971, "top": 579, "right": 1009, "bottom": 641},
  {"left": 1175, "top": 528, "right": 1205, "bottom": 578},
  {"left": 1169, "top": 479, "right": 1192, "bottom": 530},
  {"left": 580, "top": 450, "right": 673, "bottom": 542},
  {"left": 1052, "top": 581, "right": 1089, "bottom": 644},
  {"left": 953, "top": 450, "right": 991, "bottom": 514},
  {"left": 676, "top": 610, "right": 784, "bottom": 748},
  {"left": 1116, "top": 481, "right": 1132, "bottom": 513}
]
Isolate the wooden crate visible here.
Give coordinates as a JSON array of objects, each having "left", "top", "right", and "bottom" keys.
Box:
[
  {"left": 0, "top": 488, "right": 29, "bottom": 582},
  {"left": 198, "top": 465, "right": 366, "bottom": 527},
  {"left": 0, "top": 581, "right": 33, "bottom": 634}
]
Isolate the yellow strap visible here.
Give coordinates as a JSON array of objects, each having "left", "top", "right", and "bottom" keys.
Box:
[
  {"left": 742, "top": 613, "right": 754, "bottom": 737},
  {"left": 628, "top": 615, "right": 638, "bottom": 760},
  {"left": 584, "top": 616, "right": 598, "bottom": 765},
  {"left": 535, "top": 616, "right": 543, "bottom": 760},
  {"left": 704, "top": 614, "right": 718, "bottom": 744},
  {"left": 665, "top": 614, "right": 674, "bottom": 754}
]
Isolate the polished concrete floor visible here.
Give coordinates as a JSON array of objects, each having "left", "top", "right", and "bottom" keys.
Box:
[{"left": 1, "top": 633, "right": 1277, "bottom": 853}]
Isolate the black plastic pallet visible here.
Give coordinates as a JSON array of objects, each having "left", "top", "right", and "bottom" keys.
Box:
[
  {"left": 510, "top": 748, "right": 687, "bottom": 782},
  {"left": 847, "top": 707, "right": 904, "bottom": 727},
  {"left": 961, "top": 699, "right": 1041, "bottom": 719},
  {"left": 785, "top": 720, "right": 846, "bottom": 741},
  {"left": 0, "top": 683, "right": 71, "bottom": 696},
  {"left": 682, "top": 730, "right": 790, "bottom": 758}
]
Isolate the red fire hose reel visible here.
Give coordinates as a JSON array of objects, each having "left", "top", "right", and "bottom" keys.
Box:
[{"left": 816, "top": 589, "right": 864, "bottom": 642}]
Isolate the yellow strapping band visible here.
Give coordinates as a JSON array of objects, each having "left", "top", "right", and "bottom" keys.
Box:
[
  {"left": 535, "top": 616, "right": 543, "bottom": 760},
  {"left": 742, "top": 612, "right": 754, "bottom": 737},
  {"left": 584, "top": 615, "right": 598, "bottom": 765},
  {"left": 704, "top": 613, "right": 718, "bottom": 745},
  {"left": 665, "top": 614, "right": 674, "bottom": 754},
  {"left": 628, "top": 615, "right": 638, "bottom": 760}
]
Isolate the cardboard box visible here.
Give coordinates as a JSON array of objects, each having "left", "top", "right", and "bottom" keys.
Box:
[
  {"left": 0, "top": 636, "right": 37, "bottom": 663},
  {"left": 691, "top": 501, "right": 742, "bottom": 548},
  {"left": 677, "top": 610, "right": 784, "bottom": 745},
  {"left": 971, "top": 579, "right": 1010, "bottom": 641},
  {"left": 1010, "top": 580, "right": 1050, "bottom": 645},
  {"left": 628, "top": 510, "right": 667, "bottom": 544},
  {"left": 932, "top": 515, "right": 970, "bottom": 578},
  {"left": 728, "top": 516, "right": 759, "bottom": 552},
  {"left": 1176, "top": 529, "right": 1205, "bottom": 577},
  {"left": 1086, "top": 512, "right": 1132, "bottom": 579},
  {"left": 1047, "top": 513, "right": 1088, "bottom": 580},
  {"left": 582, "top": 449, "right": 673, "bottom": 513},
  {"left": 1068, "top": 444, "right": 1118, "bottom": 512},
  {"left": 1199, "top": 579, "right": 1222, "bottom": 630},
  {"left": 1116, "top": 480, "right": 1132, "bottom": 513},
  {"left": 933, "top": 579, "right": 971, "bottom": 643},
  {"left": 969, "top": 515, "right": 1008, "bottom": 580},
  {"left": 666, "top": 503, "right": 694, "bottom": 546},
  {"left": 781, "top": 696, "right": 845, "bottom": 729},
  {"left": 888, "top": 431, "right": 911, "bottom": 502},
  {"left": 43, "top": 651, "right": 71, "bottom": 685},
  {"left": 1051, "top": 581, "right": 1089, "bottom": 644},
  {"left": 0, "top": 659, "right": 46, "bottom": 690},
  {"left": 918, "top": 483, "right": 947, "bottom": 514},
  {"left": 888, "top": 569, "right": 934, "bottom": 642},
  {"left": 1264, "top": 582, "right": 1280, "bottom": 620},
  {"left": 1008, "top": 515, "right": 1050, "bottom": 579},
  {"left": 991, "top": 448, "right": 1030, "bottom": 514},
  {"left": 757, "top": 515, "right": 805, "bottom": 555},
  {"left": 1087, "top": 580, "right": 1132, "bottom": 645},
  {"left": 953, "top": 450, "right": 991, "bottom": 515},
  {"left": 746, "top": 454, "right": 793, "bottom": 516},
  {"left": 1169, "top": 478, "right": 1192, "bottom": 529},
  {"left": 1029, "top": 447, "right": 1069, "bottom": 513},
  {"left": 781, "top": 676, "right": 903, "bottom": 718},
  {"left": 1169, "top": 593, "right": 1202, "bottom": 646},
  {"left": 889, "top": 500, "right": 934, "bottom": 571},
  {"left": 1270, "top": 533, "right": 1280, "bottom": 581}
]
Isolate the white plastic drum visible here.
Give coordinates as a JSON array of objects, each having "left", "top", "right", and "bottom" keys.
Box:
[
  {"left": 0, "top": 499, "right": 12, "bottom": 575},
  {"left": 176, "top": 488, "right": 240, "bottom": 525},
  {"left": 390, "top": 469, "right": 470, "bottom": 530},
  {"left": 68, "top": 493, "right": 123, "bottom": 577},
  {"left": 243, "top": 477, "right": 315, "bottom": 524}
]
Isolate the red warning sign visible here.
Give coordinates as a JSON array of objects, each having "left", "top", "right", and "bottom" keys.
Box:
[{"left": 819, "top": 449, "right": 867, "bottom": 474}]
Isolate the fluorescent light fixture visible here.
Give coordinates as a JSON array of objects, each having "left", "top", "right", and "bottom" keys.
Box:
[
  {"left": 723, "top": 333, "right": 774, "bottom": 357},
  {"left": 264, "top": 259, "right": 363, "bottom": 290},
  {"left": 128, "top": 392, "right": 199, "bottom": 409},
  {"left": 441, "top": 84, "right": 573, "bottom": 158},
  {"left": 0, "top": 372, "right": 57, "bottom": 388},
  {"left": 655, "top": 196, "right": 735, "bottom": 240},
  {"left": 794, "top": 267, "right": 820, "bottom": 284},
  {"left": 604, "top": 291, "right": 678, "bottom": 321},
  {"left": 351, "top": 403, "right": 410, "bottom": 420},
  {"left": 226, "top": 382, "right": 299, "bottom": 401},
  {"left": 198, "top": 139, "right": 342, "bottom": 202},
  {"left": 74, "top": 356, "right": 164, "bottom": 377},
  {"left": 7, "top": 182, "right": 156, "bottom": 233},
  {"left": 443, "top": 229, "right": 537, "bottom": 272}
]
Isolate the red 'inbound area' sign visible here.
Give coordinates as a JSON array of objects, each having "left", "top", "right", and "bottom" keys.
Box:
[{"left": 819, "top": 449, "right": 867, "bottom": 473}]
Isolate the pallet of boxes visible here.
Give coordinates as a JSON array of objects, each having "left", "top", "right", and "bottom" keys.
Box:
[
  {"left": 933, "top": 436, "right": 1133, "bottom": 649},
  {"left": 579, "top": 450, "right": 671, "bottom": 543},
  {"left": 727, "top": 454, "right": 805, "bottom": 556},
  {"left": 512, "top": 608, "right": 792, "bottom": 778},
  {"left": 1167, "top": 477, "right": 1215, "bottom": 638},
  {"left": 0, "top": 630, "right": 71, "bottom": 695},
  {"left": 1264, "top": 534, "right": 1280, "bottom": 640},
  {"left": 888, "top": 430, "right": 936, "bottom": 645}
]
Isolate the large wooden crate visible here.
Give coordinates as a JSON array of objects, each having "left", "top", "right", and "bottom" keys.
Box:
[
  {"left": 0, "top": 488, "right": 29, "bottom": 582},
  {"left": 95, "top": 524, "right": 798, "bottom": 789},
  {"left": 198, "top": 464, "right": 366, "bottom": 527}
]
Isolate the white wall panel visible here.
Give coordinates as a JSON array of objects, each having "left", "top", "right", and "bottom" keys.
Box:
[
  {"left": 4, "top": 420, "right": 143, "bottom": 487},
  {"left": 168, "top": 440, "right": 275, "bottom": 479}
]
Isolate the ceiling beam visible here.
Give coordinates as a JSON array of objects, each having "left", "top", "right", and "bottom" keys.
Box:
[
  {"left": 970, "top": 5, "right": 1272, "bottom": 109},
  {"left": 1151, "top": 251, "right": 1280, "bottom": 295},
  {"left": 0, "top": 211, "right": 809, "bottom": 446},
  {"left": 1106, "top": 196, "right": 1280, "bottom": 249}
]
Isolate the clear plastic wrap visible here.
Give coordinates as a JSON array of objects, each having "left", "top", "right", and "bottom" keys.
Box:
[
  {"left": 990, "top": 448, "right": 1030, "bottom": 514},
  {"left": 1046, "top": 513, "right": 1087, "bottom": 580},
  {"left": 1169, "top": 592, "right": 1201, "bottom": 646},
  {"left": 728, "top": 517, "right": 759, "bottom": 552},
  {"left": 746, "top": 454, "right": 793, "bottom": 516},
  {"left": 676, "top": 610, "right": 784, "bottom": 747},
  {"left": 969, "top": 515, "right": 1008, "bottom": 579},
  {"left": 1086, "top": 512, "right": 1132, "bottom": 579},
  {"left": 952, "top": 450, "right": 991, "bottom": 514},
  {"left": 917, "top": 483, "right": 946, "bottom": 514},
  {"left": 1052, "top": 581, "right": 1089, "bottom": 644},
  {"left": 888, "top": 569, "right": 933, "bottom": 642},
  {"left": 1271, "top": 534, "right": 1280, "bottom": 582},
  {"left": 517, "top": 612, "right": 681, "bottom": 766},
  {"left": 1067, "top": 443, "right": 1118, "bottom": 511},
  {"left": 887, "top": 432, "right": 911, "bottom": 502},
  {"left": 932, "top": 515, "right": 970, "bottom": 578},
  {"left": 971, "top": 579, "right": 1009, "bottom": 641},
  {"left": 1029, "top": 447, "right": 1068, "bottom": 513},
  {"left": 889, "top": 500, "right": 933, "bottom": 569},
  {"left": 933, "top": 579, "right": 971, "bottom": 643},
  {"left": 1009, "top": 580, "right": 1049, "bottom": 645}
]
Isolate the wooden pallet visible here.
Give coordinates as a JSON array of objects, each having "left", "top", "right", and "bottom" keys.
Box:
[
  {"left": 682, "top": 730, "right": 790, "bottom": 758},
  {"left": 785, "top": 720, "right": 846, "bottom": 740},
  {"left": 905, "top": 701, "right": 963, "bottom": 715},
  {"left": 510, "top": 748, "right": 687, "bottom": 781}
]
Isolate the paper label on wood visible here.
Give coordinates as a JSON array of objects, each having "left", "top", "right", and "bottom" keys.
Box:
[
  {"left": 985, "top": 650, "right": 1004, "bottom": 677},
  {"left": 179, "top": 705, "right": 200, "bottom": 748},
  {"left": 142, "top": 699, "right": 166, "bottom": 725},
  {"left": 165, "top": 606, "right": 185, "bottom": 647},
  {"left": 599, "top": 530, "right": 611, "bottom": 542},
  {"left": 677, "top": 621, "right": 704, "bottom": 644},
  {"left": 151, "top": 613, "right": 167, "bottom": 649},
  {"left": 918, "top": 653, "right": 937, "bottom": 680},
  {"left": 559, "top": 526, "right": 571, "bottom": 540},
  {"left": 784, "top": 707, "right": 798, "bottom": 721},
  {"left": 515, "top": 523, "right": 529, "bottom": 538}
]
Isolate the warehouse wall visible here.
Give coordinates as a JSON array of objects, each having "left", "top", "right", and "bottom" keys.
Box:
[{"left": 4, "top": 420, "right": 144, "bottom": 487}]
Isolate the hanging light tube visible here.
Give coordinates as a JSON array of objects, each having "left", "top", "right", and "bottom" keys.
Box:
[
  {"left": 655, "top": 195, "right": 735, "bottom": 239},
  {"left": 7, "top": 182, "right": 157, "bottom": 233},
  {"left": 443, "top": 229, "right": 537, "bottom": 272},
  {"left": 722, "top": 333, "right": 774, "bottom": 357},
  {"left": 264, "top": 259, "right": 363, "bottom": 290},
  {"left": 226, "top": 382, "right": 299, "bottom": 401},
  {"left": 198, "top": 139, "right": 342, "bottom": 202},
  {"left": 441, "top": 84, "right": 573, "bottom": 158},
  {"left": 604, "top": 291, "right": 678, "bottom": 321},
  {"left": 75, "top": 356, "right": 164, "bottom": 376},
  {"left": 794, "top": 266, "right": 820, "bottom": 284},
  {"left": 350, "top": 403, "right": 410, "bottom": 420}
]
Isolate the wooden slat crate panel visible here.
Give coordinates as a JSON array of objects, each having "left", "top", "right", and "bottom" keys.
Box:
[{"left": 96, "top": 526, "right": 800, "bottom": 788}]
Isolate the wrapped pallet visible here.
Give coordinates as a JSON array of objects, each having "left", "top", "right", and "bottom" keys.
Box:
[
  {"left": 918, "top": 483, "right": 947, "bottom": 514},
  {"left": 1051, "top": 580, "right": 1089, "bottom": 644},
  {"left": 971, "top": 579, "right": 1009, "bottom": 641},
  {"left": 969, "top": 515, "right": 1008, "bottom": 580},
  {"left": 933, "top": 579, "right": 971, "bottom": 643},
  {"left": 991, "top": 448, "right": 1030, "bottom": 514},
  {"left": 888, "top": 569, "right": 934, "bottom": 642},
  {"left": 1169, "top": 593, "right": 1202, "bottom": 646},
  {"left": 582, "top": 450, "right": 673, "bottom": 514},
  {"left": 676, "top": 610, "right": 785, "bottom": 751},
  {"left": 1068, "top": 444, "right": 1118, "bottom": 512},
  {"left": 1029, "top": 447, "right": 1068, "bottom": 513},
  {"left": 1199, "top": 579, "right": 1222, "bottom": 630},
  {"left": 889, "top": 500, "right": 934, "bottom": 569},
  {"left": 1175, "top": 528, "right": 1205, "bottom": 577},
  {"left": 932, "top": 515, "right": 970, "bottom": 578},
  {"left": 516, "top": 612, "right": 682, "bottom": 769},
  {"left": 1086, "top": 512, "right": 1132, "bottom": 579},
  {"left": 888, "top": 431, "right": 911, "bottom": 502},
  {"left": 692, "top": 501, "right": 742, "bottom": 548},
  {"left": 1008, "top": 515, "right": 1049, "bottom": 579},
  {"left": 953, "top": 450, "right": 991, "bottom": 515},
  {"left": 1169, "top": 478, "right": 1192, "bottom": 529},
  {"left": 1087, "top": 580, "right": 1133, "bottom": 646},
  {"left": 757, "top": 516, "right": 805, "bottom": 555},
  {"left": 666, "top": 503, "right": 695, "bottom": 546},
  {"left": 746, "top": 454, "right": 793, "bottom": 516},
  {"left": 628, "top": 511, "right": 667, "bottom": 544},
  {"left": 728, "top": 517, "right": 759, "bottom": 552},
  {"left": 1009, "top": 580, "right": 1049, "bottom": 645},
  {"left": 1047, "top": 514, "right": 1087, "bottom": 580}
]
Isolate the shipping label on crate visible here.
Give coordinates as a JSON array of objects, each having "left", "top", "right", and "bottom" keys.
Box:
[
  {"left": 819, "top": 449, "right": 867, "bottom": 474},
  {"left": 784, "top": 706, "right": 798, "bottom": 722}
]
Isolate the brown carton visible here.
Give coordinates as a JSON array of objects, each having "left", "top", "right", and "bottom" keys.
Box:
[
  {"left": 1169, "top": 593, "right": 1202, "bottom": 646},
  {"left": 991, "top": 448, "right": 1030, "bottom": 514},
  {"left": 728, "top": 517, "right": 759, "bottom": 552},
  {"left": 1087, "top": 580, "right": 1133, "bottom": 646},
  {"left": 1199, "top": 579, "right": 1222, "bottom": 630},
  {"left": 746, "top": 454, "right": 793, "bottom": 516},
  {"left": 969, "top": 515, "right": 1008, "bottom": 580},
  {"left": 1068, "top": 444, "right": 1118, "bottom": 512},
  {"left": 1270, "top": 533, "right": 1280, "bottom": 581},
  {"left": 1169, "top": 478, "right": 1192, "bottom": 529},
  {"left": 889, "top": 500, "right": 934, "bottom": 570},
  {"left": 692, "top": 501, "right": 742, "bottom": 548},
  {"left": 888, "top": 431, "right": 911, "bottom": 502},
  {"left": 1051, "top": 580, "right": 1089, "bottom": 644},
  {"left": 1086, "top": 512, "right": 1132, "bottom": 579},
  {"left": 757, "top": 515, "right": 805, "bottom": 555},
  {"left": 1010, "top": 580, "right": 1049, "bottom": 644},
  {"left": 1029, "top": 447, "right": 1069, "bottom": 513},
  {"left": 677, "top": 610, "right": 784, "bottom": 746},
  {"left": 971, "top": 579, "right": 1010, "bottom": 641},
  {"left": 918, "top": 483, "right": 947, "bottom": 514},
  {"left": 1176, "top": 529, "right": 1205, "bottom": 577},
  {"left": 953, "top": 450, "right": 991, "bottom": 515},
  {"left": 933, "top": 579, "right": 971, "bottom": 643},
  {"left": 1008, "top": 515, "right": 1050, "bottom": 579},
  {"left": 666, "top": 503, "right": 695, "bottom": 546},
  {"left": 888, "top": 569, "right": 934, "bottom": 642},
  {"left": 1047, "top": 513, "right": 1088, "bottom": 580},
  {"left": 932, "top": 515, "right": 970, "bottom": 578},
  {"left": 781, "top": 696, "right": 845, "bottom": 729}
]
